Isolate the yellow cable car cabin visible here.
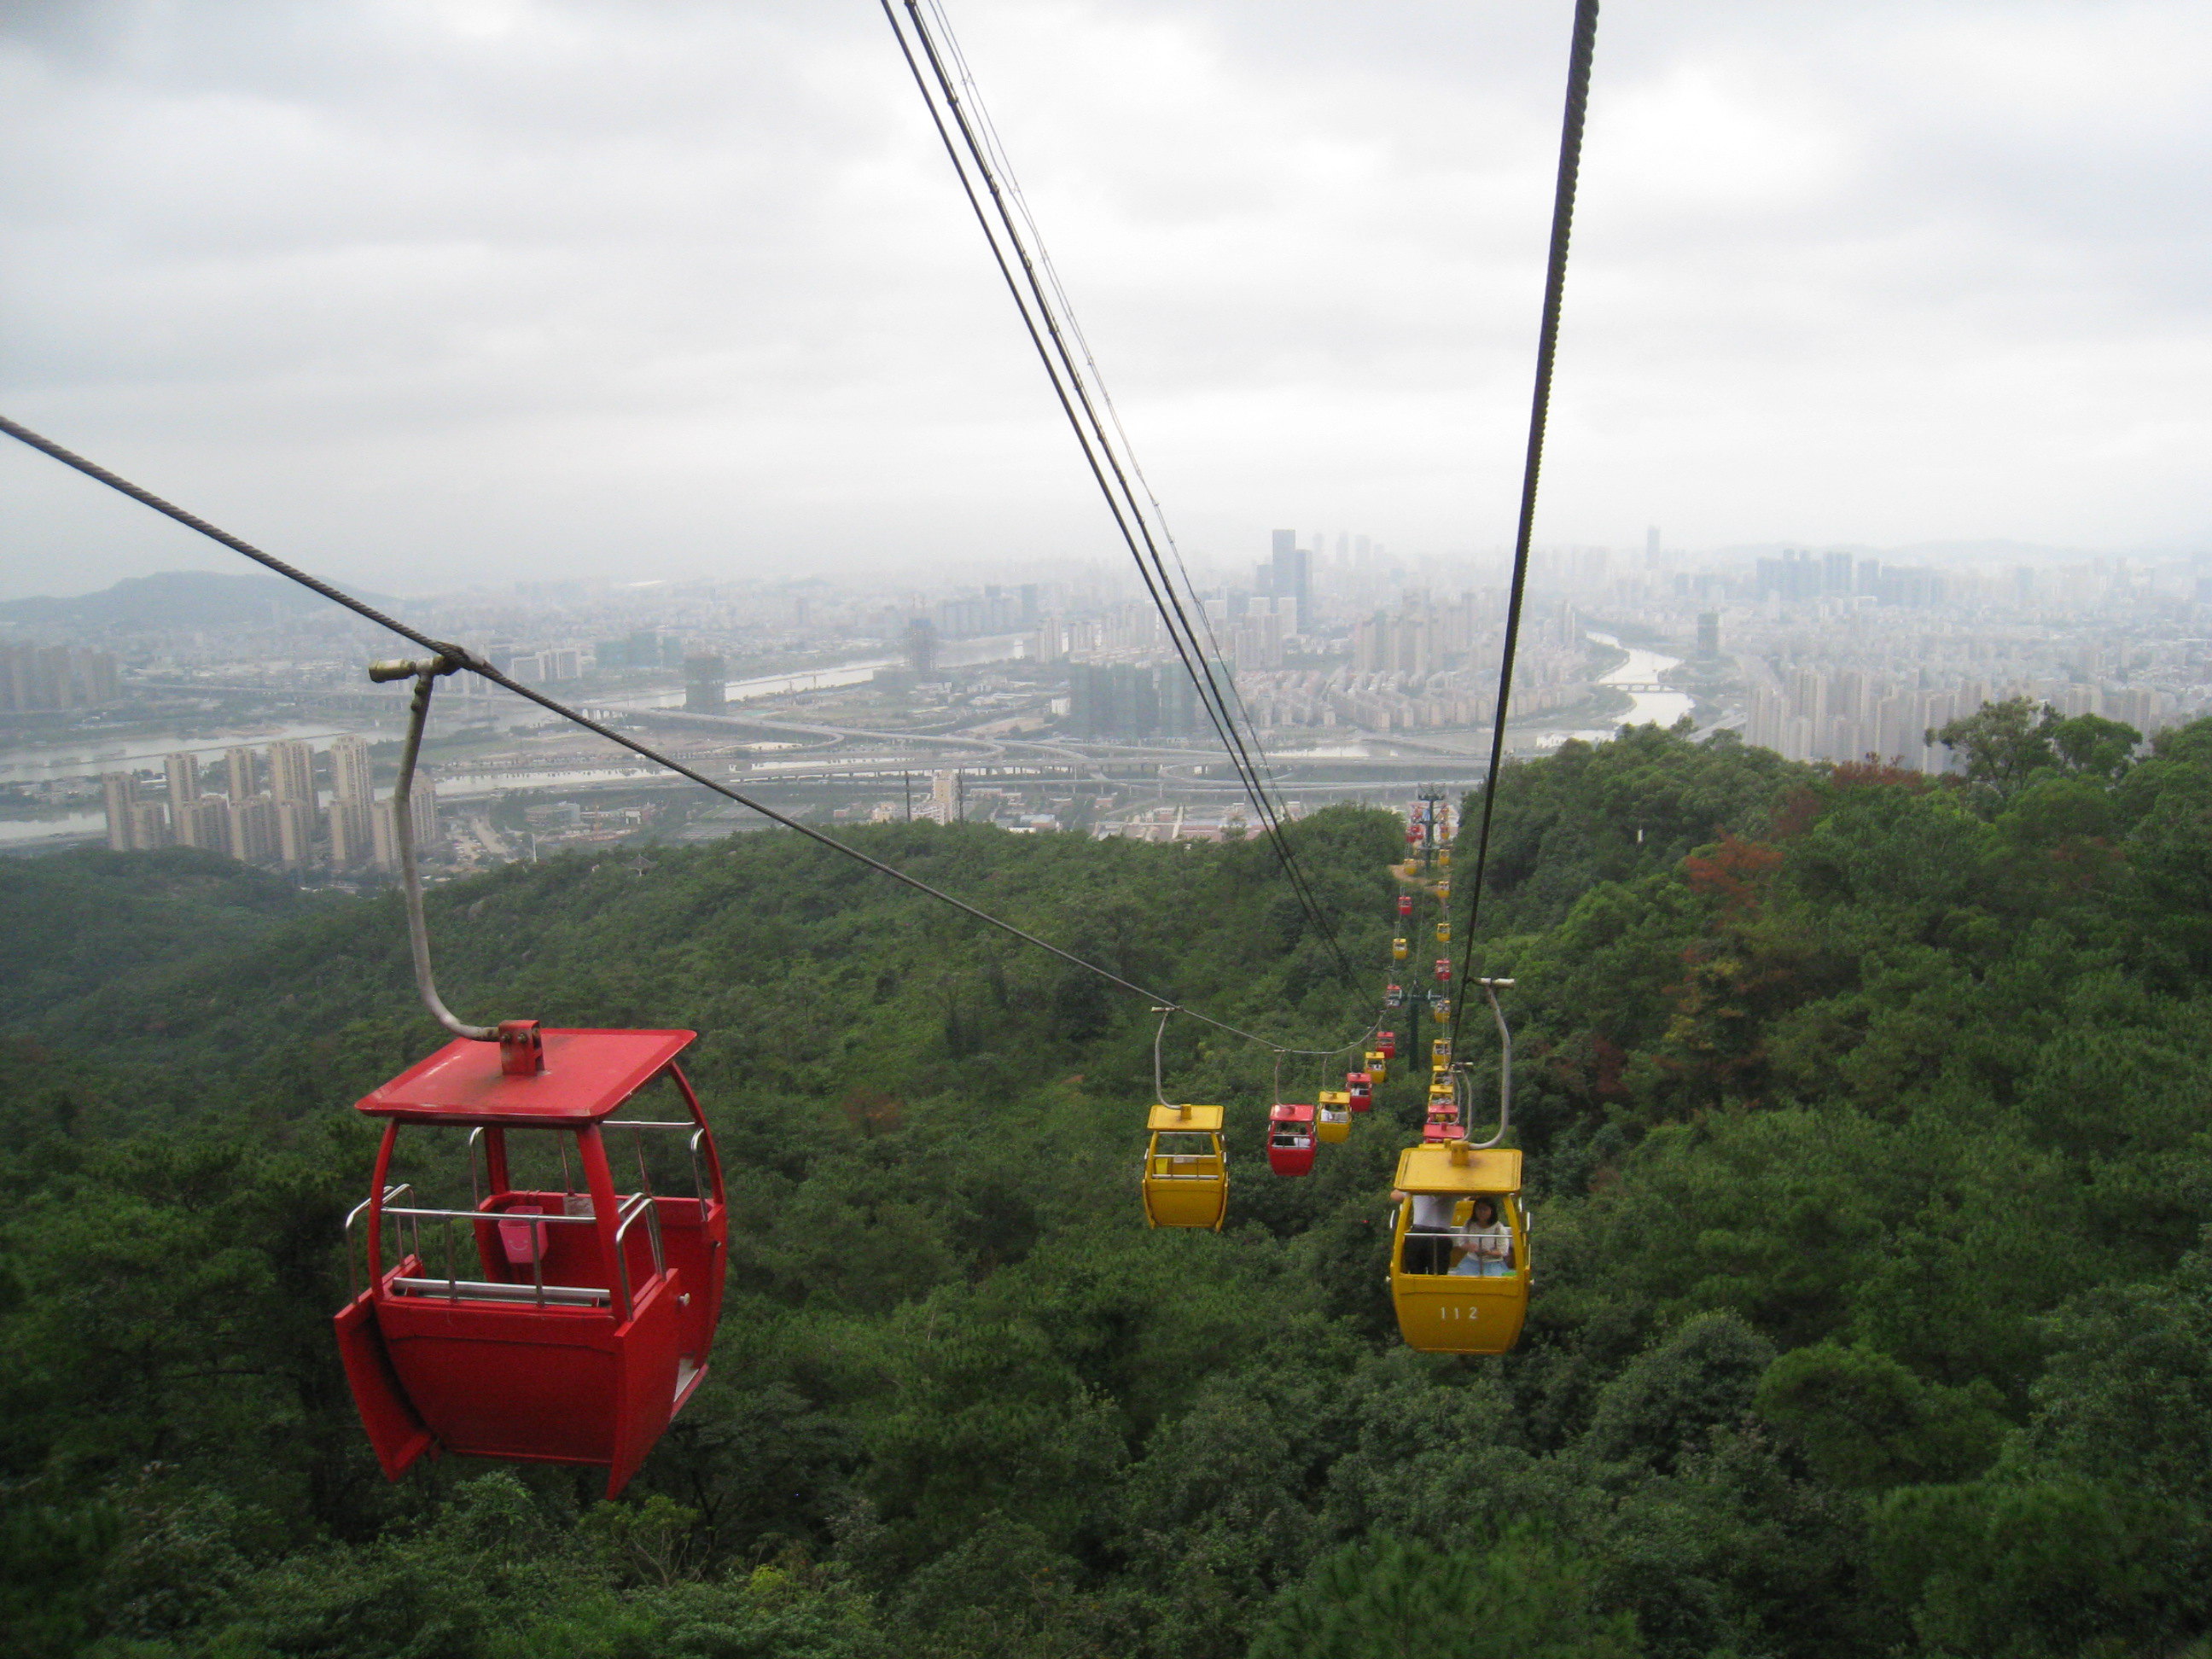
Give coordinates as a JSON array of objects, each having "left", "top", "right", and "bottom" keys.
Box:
[
  {"left": 1388, "top": 1142, "right": 1527, "bottom": 1354},
  {"left": 1430, "top": 1038, "right": 1451, "bottom": 1068},
  {"left": 1364, "top": 1050, "right": 1388, "bottom": 1084},
  {"left": 1435, "top": 920, "right": 1451, "bottom": 946},
  {"left": 1437, "top": 849, "right": 1452, "bottom": 870},
  {"left": 1315, "top": 1090, "right": 1352, "bottom": 1144},
  {"left": 1142, "top": 1103, "right": 1227, "bottom": 1230},
  {"left": 1391, "top": 936, "right": 1410, "bottom": 963}
]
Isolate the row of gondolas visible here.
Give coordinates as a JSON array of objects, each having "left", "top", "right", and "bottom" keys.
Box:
[
  {"left": 333, "top": 802, "right": 1523, "bottom": 1505},
  {"left": 1139, "top": 800, "right": 1528, "bottom": 1355}
]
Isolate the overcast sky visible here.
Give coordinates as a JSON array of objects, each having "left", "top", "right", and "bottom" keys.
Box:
[{"left": 3, "top": 0, "right": 2208, "bottom": 602}]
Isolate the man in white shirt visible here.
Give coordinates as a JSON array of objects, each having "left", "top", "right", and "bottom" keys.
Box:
[{"left": 1392, "top": 1188, "right": 1458, "bottom": 1274}]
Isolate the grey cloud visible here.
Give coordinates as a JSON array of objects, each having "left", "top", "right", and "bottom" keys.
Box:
[{"left": 3, "top": 0, "right": 2208, "bottom": 600}]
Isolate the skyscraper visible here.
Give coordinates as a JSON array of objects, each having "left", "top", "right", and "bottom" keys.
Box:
[
  {"left": 684, "top": 655, "right": 727, "bottom": 713},
  {"left": 229, "top": 795, "right": 280, "bottom": 864},
  {"left": 224, "top": 746, "right": 259, "bottom": 802},
  {"left": 329, "top": 736, "right": 373, "bottom": 804},
  {"left": 174, "top": 796, "right": 230, "bottom": 852},
  {"left": 164, "top": 751, "right": 201, "bottom": 818},
  {"left": 268, "top": 740, "right": 315, "bottom": 805},
  {"left": 905, "top": 617, "right": 938, "bottom": 680},
  {"left": 276, "top": 798, "right": 318, "bottom": 868},
  {"left": 1270, "top": 536, "right": 1313, "bottom": 632},
  {"left": 329, "top": 800, "right": 374, "bottom": 869},
  {"left": 102, "top": 772, "right": 137, "bottom": 851}
]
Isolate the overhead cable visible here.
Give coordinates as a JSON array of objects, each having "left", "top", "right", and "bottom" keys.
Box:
[
  {"left": 0, "top": 411, "right": 1365, "bottom": 1059},
  {"left": 887, "top": 0, "right": 1336, "bottom": 965},
  {"left": 1450, "top": 0, "right": 1601, "bottom": 1053},
  {"left": 881, "top": 0, "right": 1358, "bottom": 986}
]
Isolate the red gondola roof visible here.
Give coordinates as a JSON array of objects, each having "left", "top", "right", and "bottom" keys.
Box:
[{"left": 354, "top": 1028, "right": 697, "bottom": 1125}]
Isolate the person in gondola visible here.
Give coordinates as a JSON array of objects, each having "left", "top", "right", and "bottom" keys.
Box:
[
  {"left": 1392, "top": 1187, "right": 1458, "bottom": 1274},
  {"left": 1451, "top": 1196, "right": 1513, "bottom": 1277}
]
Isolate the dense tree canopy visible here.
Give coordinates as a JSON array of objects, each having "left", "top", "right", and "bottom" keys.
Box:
[{"left": 5, "top": 717, "right": 2212, "bottom": 1656}]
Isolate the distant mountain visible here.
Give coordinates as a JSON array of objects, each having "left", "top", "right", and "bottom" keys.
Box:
[{"left": 0, "top": 570, "right": 396, "bottom": 633}]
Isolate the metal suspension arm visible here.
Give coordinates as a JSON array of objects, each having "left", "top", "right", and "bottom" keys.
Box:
[
  {"left": 1458, "top": 976, "right": 1516, "bottom": 1150},
  {"left": 369, "top": 656, "right": 495, "bottom": 1043}
]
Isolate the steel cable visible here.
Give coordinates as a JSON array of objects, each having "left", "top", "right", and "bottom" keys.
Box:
[
  {"left": 0, "top": 411, "right": 1371, "bottom": 1058},
  {"left": 896, "top": 0, "right": 1343, "bottom": 976},
  {"left": 1449, "top": 0, "right": 1600, "bottom": 1055},
  {"left": 883, "top": 0, "right": 1359, "bottom": 986}
]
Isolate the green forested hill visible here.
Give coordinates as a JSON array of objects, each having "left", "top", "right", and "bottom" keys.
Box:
[{"left": 5, "top": 718, "right": 2212, "bottom": 1659}]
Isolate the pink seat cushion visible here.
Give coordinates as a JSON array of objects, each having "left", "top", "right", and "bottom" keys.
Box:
[{"left": 498, "top": 1205, "right": 546, "bottom": 1265}]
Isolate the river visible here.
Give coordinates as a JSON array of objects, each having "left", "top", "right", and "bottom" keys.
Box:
[{"left": 1563, "top": 632, "right": 1696, "bottom": 741}]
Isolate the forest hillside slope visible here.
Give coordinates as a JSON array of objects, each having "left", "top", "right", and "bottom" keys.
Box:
[{"left": 4, "top": 719, "right": 2211, "bottom": 1659}]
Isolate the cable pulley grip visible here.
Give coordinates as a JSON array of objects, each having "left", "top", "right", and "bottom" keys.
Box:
[{"left": 367, "top": 655, "right": 463, "bottom": 684}]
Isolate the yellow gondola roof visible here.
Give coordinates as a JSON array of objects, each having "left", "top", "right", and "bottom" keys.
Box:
[
  {"left": 1393, "top": 1143, "right": 1522, "bottom": 1193},
  {"left": 1318, "top": 1090, "right": 1351, "bottom": 1106},
  {"left": 1148, "top": 1103, "right": 1225, "bottom": 1131}
]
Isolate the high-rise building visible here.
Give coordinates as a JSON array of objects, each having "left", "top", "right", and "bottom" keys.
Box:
[
  {"left": 905, "top": 617, "right": 938, "bottom": 680},
  {"left": 276, "top": 798, "right": 319, "bottom": 868},
  {"left": 926, "top": 770, "right": 960, "bottom": 824},
  {"left": 102, "top": 772, "right": 137, "bottom": 851},
  {"left": 1697, "top": 612, "right": 1720, "bottom": 659},
  {"left": 329, "top": 799, "right": 375, "bottom": 868},
  {"left": 370, "top": 777, "right": 441, "bottom": 870},
  {"left": 268, "top": 740, "right": 315, "bottom": 805},
  {"left": 175, "top": 795, "right": 230, "bottom": 852},
  {"left": 229, "top": 794, "right": 280, "bottom": 864},
  {"left": 129, "top": 801, "right": 172, "bottom": 848},
  {"left": 1270, "top": 537, "right": 1313, "bottom": 632},
  {"left": 224, "top": 746, "right": 259, "bottom": 802},
  {"left": 0, "top": 643, "right": 119, "bottom": 711},
  {"left": 371, "top": 800, "right": 400, "bottom": 871},
  {"left": 165, "top": 751, "right": 202, "bottom": 818},
  {"left": 329, "top": 736, "right": 373, "bottom": 804},
  {"left": 684, "top": 655, "right": 727, "bottom": 713}
]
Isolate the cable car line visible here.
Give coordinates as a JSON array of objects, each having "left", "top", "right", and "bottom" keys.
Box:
[
  {"left": 880, "top": 0, "right": 1358, "bottom": 987},
  {"left": 885, "top": 0, "right": 1344, "bottom": 978},
  {"left": 914, "top": 0, "right": 1285, "bottom": 833},
  {"left": 1447, "top": 0, "right": 1600, "bottom": 1056},
  {"left": 0, "top": 411, "right": 1374, "bottom": 1059}
]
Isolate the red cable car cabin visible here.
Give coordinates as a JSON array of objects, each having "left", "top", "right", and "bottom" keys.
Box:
[
  {"left": 1377, "top": 1032, "right": 1398, "bottom": 1060},
  {"left": 1397, "top": 894, "right": 1413, "bottom": 918},
  {"left": 1347, "top": 1071, "right": 1374, "bottom": 1111},
  {"left": 1435, "top": 958, "right": 1453, "bottom": 983},
  {"left": 1266, "top": 1102, "right": 1318, "bottom": 1176},
  {"left": 334, "top": 1027, "right": 727, "bottom": 1499}
]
